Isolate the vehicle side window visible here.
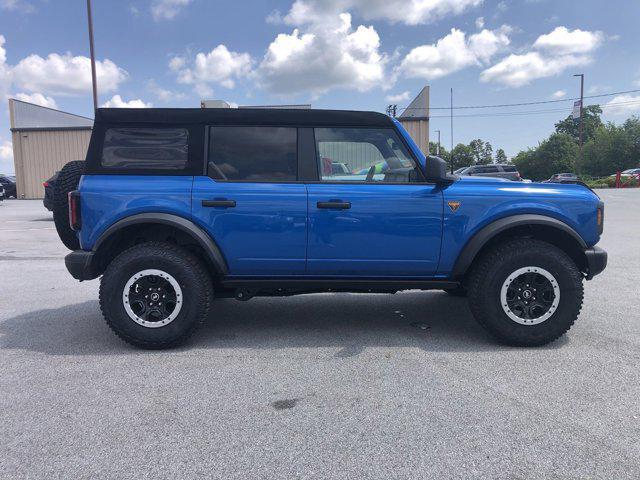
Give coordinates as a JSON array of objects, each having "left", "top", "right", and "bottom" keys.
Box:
[
  {"left": 208, "top": 126, "right": 297, "bottom": 182},
  {"left": 314, "top": 127, "right": 421, "bottom": 183},
  {"left": 101, "top": 128, "right": 188, "bottom": 170},
  {"left": 502, "top": 165, "right": 517, "bottom": 172}
]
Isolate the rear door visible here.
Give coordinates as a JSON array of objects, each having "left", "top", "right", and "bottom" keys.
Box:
[
  {"left": 192, "top": 126, "right": 308, "bottom": 276},
  {"left": 306, "top": 127, "right": 443, "bottom": 277}
]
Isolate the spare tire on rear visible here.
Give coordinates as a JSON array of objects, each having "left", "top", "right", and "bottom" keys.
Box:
[{"left": 53, "top": 160, "right": 85, "bottom": 250}]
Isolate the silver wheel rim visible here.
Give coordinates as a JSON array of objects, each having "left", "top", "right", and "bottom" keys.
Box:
[
  {"left": 500, "top": 266, "right": 560, "bottom": 325},
  {"left": 122, "top": 269, "right": 183, "bottom": 328}
]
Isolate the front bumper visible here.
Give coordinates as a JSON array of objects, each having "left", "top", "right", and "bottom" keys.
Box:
[
  {"left": 584, "top": 246, "right": 607, "bottom": 280},
  {"left": 65, "top": 250, "right": 100, "bottom": 281}
]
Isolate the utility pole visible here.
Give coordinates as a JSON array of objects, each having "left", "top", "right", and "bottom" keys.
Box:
[
  {"left": 574, "top": 73, "right": 584, "bottom": 173},
  {"left": 86, "top": 0, "right": 98, "bottom": 111},
  {"left": 435, "top": 129, "right": 441, "bottom": 156},
  {"left": 450, "top": 88, "right": 454, "bottom": 173}
]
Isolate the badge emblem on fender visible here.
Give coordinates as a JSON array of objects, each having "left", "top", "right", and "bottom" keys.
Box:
[{"left": 448, "top": 201, "right": 461, "bottom": 213}]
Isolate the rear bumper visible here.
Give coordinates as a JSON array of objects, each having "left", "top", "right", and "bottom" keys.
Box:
[
  {"left": 584, "top": 246, "right": 607, "bottom": 280},
  {"left": 65, "top": 250, "right": 100, "bottom": 281}
]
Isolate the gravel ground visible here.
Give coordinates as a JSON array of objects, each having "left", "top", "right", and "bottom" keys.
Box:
[{"left": 0, "top": 191, "right": 639, "bottom": 479}]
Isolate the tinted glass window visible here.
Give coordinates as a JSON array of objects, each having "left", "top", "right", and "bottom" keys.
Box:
[
  {"left": 101, "top": 128, "right": 188, "bottom": 170},
  {"left": 502, "top": 165, "right": 517, "bottom": 172},
  {"left": 315, "top": 128, "right": 420, "bottom": 183},
  {"left": 209, "top": 127, "right": 297, "bottom": 181}
]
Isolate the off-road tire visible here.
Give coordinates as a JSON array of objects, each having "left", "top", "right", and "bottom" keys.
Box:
[
  {"left": 52, "top": 160, "right": 85, "bottom": 250},
  {"left": 467, "top": 238, "right": 583, "bottom": 346},
  {"left": 99, "top": 242, "right": 213, "bottom": 349}
]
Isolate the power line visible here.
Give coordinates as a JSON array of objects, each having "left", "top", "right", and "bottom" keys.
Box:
[
  {"left": 426, "top": 99, "right": 640, "bottom": 119},
  {"left": 398, "top": 88, "right": 640, "bottom": 112}
]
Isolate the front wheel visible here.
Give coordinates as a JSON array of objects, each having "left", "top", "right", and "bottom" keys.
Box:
[
  {"left": 99, "top": 242, "right": 213, "bottom": 349},
  {"left": 467, "top": 239, "right": 584, "bottom": 346}
]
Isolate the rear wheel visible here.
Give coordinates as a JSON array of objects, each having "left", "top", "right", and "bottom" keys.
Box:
[
  {"left": 52, "top": 160, "right": 84, "bottom": 250},
  {"left": 467, "top": 239, "right": 583, "bottom": 346},
  {"left": 99, "top": 242, "right": 213, "bottom": 349}
]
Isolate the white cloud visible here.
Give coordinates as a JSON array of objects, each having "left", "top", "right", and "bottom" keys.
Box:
[
  {"left": 475, "top": 16, "right": 485, "bottom": 29},
  {"left": 481, "top": 26, "right": 604, "bottom": 87},
  {"left": 11, "top": 52, "right": 128, "bottom": 96},
  {"left": 151, "top": 0, "right": 191, "bottom": 21},
  {"left": 171, "top": 45, "right": 252, "bottom": 97},
  {"left": 0, "top": 0, "right": 35, "bottom": 13},
  {"left": 386, "top": 91, "right": 411, "bottom": 103},
  {"left": 0, "top": 140, "right": 13, "bottom": 174},
  {"left": 284, "top": 0, "right": 483, "bottom": 26},
  {"left": 551, "top": 89, "right": 566, "bottom": 99},
  {"left": 603, "top": 94, "right": 640, "bottom": 116},
  {"left": 0, "top": 35, "right": 10, "bottom": 101},
  {"left": 481, "top": 51, "right": 588, "bottom": 87},
  {"left": 147, "top": 80, "right": 185, "bottom": 103},
  {"left": 101, "top": 95, "right": 152, "bottom": 108},
  {"left": 14, "top": 92, "right": 57, "bottom": 108},
  {"left": 397, "top": 26, "right": 510, "bottom": 80},
  {"left": 256, "top": 13, "right": 386, "bottom": 96},
  {"left": 533, "top": 26, "right": 604, "bottom": 55}
]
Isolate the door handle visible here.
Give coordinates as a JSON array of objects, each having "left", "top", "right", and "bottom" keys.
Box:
[
  {"left": 317, "top": 201, "right": 351, "bottom": 210},
  {"left": 202, "top": 199, "right": 236, "bottom": 208}
]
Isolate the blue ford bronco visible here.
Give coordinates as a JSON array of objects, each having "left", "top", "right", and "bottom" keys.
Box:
[{"left": 53, "top": 108, "right": 607, "bottom": 349}]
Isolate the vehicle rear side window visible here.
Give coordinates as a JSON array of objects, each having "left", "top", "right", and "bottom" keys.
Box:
[
  {"left": 208, "top": 126, "right": 297, "bottom": 182},
  {"left": 101, "top": 128, "right": 189, "bottom": 170},
  {"left": 502, "top": 165, "right": 517, "bottom": 172}
]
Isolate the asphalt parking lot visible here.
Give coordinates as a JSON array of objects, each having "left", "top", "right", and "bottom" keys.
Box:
[{"left": 1, "top": 190, "right": 639, "bottom": 479}]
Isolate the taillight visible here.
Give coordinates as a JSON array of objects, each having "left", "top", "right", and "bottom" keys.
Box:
[
  {"left": 68, "top": 190, "right": 81, "bottom": 231},
  {"left": 43, "top": 181, "right": 49, "bottom": 188}
]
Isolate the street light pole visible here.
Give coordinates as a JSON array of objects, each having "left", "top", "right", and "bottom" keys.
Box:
[
  {"left": 574, "top": 73, "right": 584, "bottom": 173},
  {"left": 86, "top": 0, "right": 98, "bottom": 111},
  {"left": 450, "top": 88, "right": 454, "bottom": 173}
]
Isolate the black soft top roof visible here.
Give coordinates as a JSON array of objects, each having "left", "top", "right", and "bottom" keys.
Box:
[{"left": 94, "top": 108, "right": 393, "bottom": 128}]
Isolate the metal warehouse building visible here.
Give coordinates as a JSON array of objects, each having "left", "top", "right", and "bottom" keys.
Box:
[{"left": 9, "top": 99, "right": 93, "bottom": 199}]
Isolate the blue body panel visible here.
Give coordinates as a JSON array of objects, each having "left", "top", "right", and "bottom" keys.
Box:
[
  {"left": 78, "top": 175, "right": 194, "bottom": 250},
  {"left": 437, "top": 177, "right": 601, "bottom": 275},
  {"left": 307, "top": 184, "right": 443, "bottom": 276},
  {"left": 191, "top": 177, "right": 307, "bottom": 276}
]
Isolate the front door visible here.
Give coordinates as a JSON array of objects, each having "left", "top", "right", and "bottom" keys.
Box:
[
  {"left": 307, "top": 127, "right": 443, "bottom": 277},
  {"left": 192, "top": 126, "right": 307, "bottom": 276}
]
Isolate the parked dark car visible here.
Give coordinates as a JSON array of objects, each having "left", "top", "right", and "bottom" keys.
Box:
[
  {"left": 543, "top": 173, "right": 579, "bottom": 184},
  {"left": 0, "top": 174, "right": 16, "bottom": 198},
  {"left": 459, "top": 164, "right": 521, "bottom": 181},
  {"left": 43, "top": 172, "right": 58, "bottom": 211}
]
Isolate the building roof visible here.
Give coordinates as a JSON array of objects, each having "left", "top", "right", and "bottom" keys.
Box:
[
  {"left": 9, "top": 99, "right": 93, "bottom": 131},
  {"left": 398, "top": 86, "right": 429, "bottom": 121},
  {"left": 94, "top": 107, "right": 393, "bottom": 127}
]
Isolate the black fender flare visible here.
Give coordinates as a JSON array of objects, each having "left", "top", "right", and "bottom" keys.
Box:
[
  {"left": 93, "top": 213, "right": 228, "bottom": 275},
  {"left": 451, "top": 214, "right": 587, "bottom": 278}
]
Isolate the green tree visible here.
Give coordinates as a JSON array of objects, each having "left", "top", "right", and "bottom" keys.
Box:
[
  {"left": 513, "top": 133, "right": 578, "bottom": 180},
  {"left": 449, "top": 143, "right": 474, "bottom": 171},
  {"left": 582, "top": 119, "right": 640, "bottom": 177},
  {"left": 469, "top": 139, "right": 493, "bottom": 164},
  {"left": 495, "top": 148, "right": 508, "bottom": 163},
  {"left": 428, "top": 141, "right": 448, "bottom": 158},
  {"left": 555, "top": 105, "right": 603, "bottom": 143}
]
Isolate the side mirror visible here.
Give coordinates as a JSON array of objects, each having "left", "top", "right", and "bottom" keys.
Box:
[{"left": 423, "top": 156, "right": 448, "bottom": 182}]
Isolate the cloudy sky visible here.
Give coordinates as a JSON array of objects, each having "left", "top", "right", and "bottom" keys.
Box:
[{"left": 1, "top": 0, "right": 639, "bottom": 173}]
